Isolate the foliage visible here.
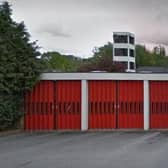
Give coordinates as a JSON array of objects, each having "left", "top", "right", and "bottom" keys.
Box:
[
  {"left": 41, "top": 52, "right": 83, "bottom": 72},
  {"left": 78, "top": 42, "right": 126, "bottom": 72},
  {"left": 41, "top": 42, "right": 116, "bottom": 72},
  {"left": 0, "top": 2, "right": 42, "bottom": 130},
  {"left": 92, "top": 42, "right": 113, "bottom": 61},
  {"left": 77, "top": 42, "right": 168, "bottom": 72},
  {"left": 78, "top": 56, "right": 126, "bottom": 72},
  {"left": 77, "top": 42, "right": 126, "bottom": 72},
  {"left": 0, "top": 94, "right": 22, "bottom": 130},
  {"left": 136, "top": 45, "right": 168, "bottom": 67}
]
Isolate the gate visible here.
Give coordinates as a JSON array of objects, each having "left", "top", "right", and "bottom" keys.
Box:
[
  {"left": 88, "top": 81, "right": 117, "bottom": 129},
  {"left": 118, "top": 81, "right": 143, "bottom": 129},
  {"left": 88, "top": 80, "right": 143, "bottom": 129},
  {"left": 150, "top": 81, "right": 168, "bottom": 128},
  {"left": 24, "top": 81, "right": 54, "bottom": 131},
  {"left": 55, "top": 81, "right": 81, "bottom": 130}
]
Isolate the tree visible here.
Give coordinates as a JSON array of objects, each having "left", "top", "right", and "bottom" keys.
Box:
[
  {"left": 41, "top": 52, "right": 83, "bottom": 72},
  {"left": 77, "top": 56, "right": 126, "bottom": 72},
  {"left": 77, "top": 42, "right": 126, "bottom": 72},
  {"left": 136, "top": 45, "right": 156, "bottom": 66},
  {"left": 92, "top": 42, "right": 113, "bottom": 62},
  {"left": 136, "top": 44, "right": 168, "bottom": 67},
  {"left": 0, "top": 2, "right": 42, "bottom": 130}
]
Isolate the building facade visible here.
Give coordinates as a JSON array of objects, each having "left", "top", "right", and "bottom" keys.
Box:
[
  {"left": 24, "top": 72, "right": 168, "bottom": 131},
  {"left": 113, "top": 32, "right": 136, "bottom": 72}
]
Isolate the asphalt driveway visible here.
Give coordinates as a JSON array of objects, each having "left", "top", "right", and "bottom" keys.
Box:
[{"left": 0, "top": 131, "right": 168, "bottom": 168}]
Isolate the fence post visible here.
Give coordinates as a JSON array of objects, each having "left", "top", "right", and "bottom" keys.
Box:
[
  {"left": 81, "top": 80, "right": 88, "bottom": 131},
  {"left": 144, "top": 80, "right": 149, "bottom": 130}
]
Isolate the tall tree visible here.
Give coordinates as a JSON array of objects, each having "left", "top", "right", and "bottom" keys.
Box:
[{"left": 0, "top": 2, "right": 42, "bottom": 130}]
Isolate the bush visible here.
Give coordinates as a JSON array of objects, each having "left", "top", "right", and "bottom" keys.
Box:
[
  {"left": 0, "top": 94, "right": 22, "bottom": 130},
  {"left": 77, "top": 56, "right": 126, "bottom": 72}
]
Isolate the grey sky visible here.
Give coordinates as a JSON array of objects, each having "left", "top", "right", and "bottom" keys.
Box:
[{"left": 6, "top": 0, "right": 168, "bottom": 57}]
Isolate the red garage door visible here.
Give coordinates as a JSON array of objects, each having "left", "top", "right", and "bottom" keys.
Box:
[
  {"left": 88, "top": 81, "right": 117, "bottom": 129},
  {"left": 150, "top": 81, "right": 168, "bottom": 128},
  {"left": 88, "top": 80, "right": 143, "bottom": 129},
  {"left": 118, "top": 81, "right": 144, "bottom": 129},
  {"left": 55, "top": 81, "right": 81, "bottom": 130},
  {"left": 24, "top": 81, "right": 54, "bottom": 131}
]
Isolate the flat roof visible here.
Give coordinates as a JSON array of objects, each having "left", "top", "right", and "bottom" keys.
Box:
[
  {"left": 113, "top": 32, "right": 135, "bottom": 37},
  {"left": 41, "top": 72, "right": 168, "bottom": 81}
]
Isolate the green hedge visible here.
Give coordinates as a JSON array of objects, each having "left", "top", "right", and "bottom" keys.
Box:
[{"left": 0, "top": 94, "right": 23, "bottom": 131}]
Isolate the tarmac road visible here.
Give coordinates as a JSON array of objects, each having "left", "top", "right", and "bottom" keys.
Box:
[{"left": 0, "top": 131, "right": 168, "bottom": 168}]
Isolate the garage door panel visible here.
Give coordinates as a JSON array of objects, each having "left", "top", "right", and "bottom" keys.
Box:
[
  {"left": 56, "top": 81, "right": 81, "bottom": 130},
  {"left": 118, "top": 81, "right": 144, "bottom": 129},
  {"left": 24, "top": 81, "right": 54, "bottom": 131},
  {"left": 88, "top": 81, "right": 116, "bottom": 129},
  {"left": 150, "top": 81, "right": 168, "bottom": 129}
]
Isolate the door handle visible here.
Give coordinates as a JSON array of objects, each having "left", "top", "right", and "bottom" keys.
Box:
[
  {"left": 114, "top": 104, "right": 119, "bottom": 109},
  {"left": 52, "top": 104, "right": 58, "bottom": 110}
]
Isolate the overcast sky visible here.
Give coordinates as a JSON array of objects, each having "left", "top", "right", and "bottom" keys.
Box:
[{"left": 5, "top": 0, "right": 168, "bottom": 57}]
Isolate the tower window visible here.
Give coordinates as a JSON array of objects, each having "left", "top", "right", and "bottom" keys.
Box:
[
  {"left": 129, "top": 36, "right": 134, "bottom": 44},
  {"left": 129, "top": 49, "right": 135, "bottom": 57},
  {"left": 113, "top": 35, "right": 128, "bottom": 43},
  {"left": 130, "top": 62, "right": 135, "bottom": 70},
  {"left": 114, "top": 48, "right": 128, "bottom": 56}
]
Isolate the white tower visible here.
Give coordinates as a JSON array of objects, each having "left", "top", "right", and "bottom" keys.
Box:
[{"left": 113, "top": 32, "right": 136, "bottom": 72}]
